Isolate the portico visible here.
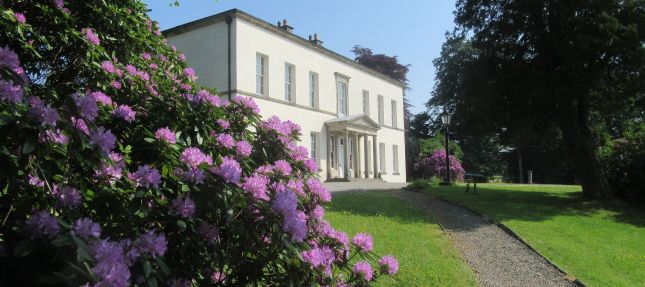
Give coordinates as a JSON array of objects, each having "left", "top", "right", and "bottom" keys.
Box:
[{"left": 324, "top": 114, "right": 381, "bottom": 181}]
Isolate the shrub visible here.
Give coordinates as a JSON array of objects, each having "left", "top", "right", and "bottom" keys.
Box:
[
  {"left": 415, "top": 149, "right": 465, "bottom": 182},
  {"left": 599, "top": 125, "right": 645, "bottom": 202},
  {"left": 0, "top": 1, "right": 397, "bottom": 286}
]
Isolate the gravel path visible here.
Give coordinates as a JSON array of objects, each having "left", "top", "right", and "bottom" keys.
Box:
[{"left": 394, "top": 190, "right": 577, "bottom": 287}]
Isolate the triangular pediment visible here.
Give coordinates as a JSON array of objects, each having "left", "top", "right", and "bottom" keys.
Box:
[
  {"left": 325, "top": 114, "right": 381, "bottom": 134},
  {"left": 347, "top": 114, "right": 381, "bottom": 129}
]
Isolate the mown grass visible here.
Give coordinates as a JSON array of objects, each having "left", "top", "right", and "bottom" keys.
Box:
[
  {"left": 414, "top": 182, "right": 645, "bottom": 287},
  {"left": 326, "top": 191, "right": 478, "bottom": 287}
]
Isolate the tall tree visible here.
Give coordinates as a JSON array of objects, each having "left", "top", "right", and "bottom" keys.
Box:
[{"left": 430, "top": 0, "right": 645, "bottom": 198}]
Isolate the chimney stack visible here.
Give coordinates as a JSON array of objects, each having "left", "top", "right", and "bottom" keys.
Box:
[
  {"left": 310, "top": 33, "right": 323, "bottom": 46},
  {"left": 278, "top": 19, "right": 293, "bottom": 33}
]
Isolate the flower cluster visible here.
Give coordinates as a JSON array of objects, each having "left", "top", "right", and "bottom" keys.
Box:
[{"left": 415, "top": 149, "right": 465, "bottom": 181}]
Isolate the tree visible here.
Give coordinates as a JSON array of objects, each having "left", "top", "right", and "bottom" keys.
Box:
[{"left": 430, "top": 0, "right": 645, "bottom": 198}]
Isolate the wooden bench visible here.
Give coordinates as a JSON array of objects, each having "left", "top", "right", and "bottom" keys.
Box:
[{"left": 464, "top": 173, "right": 485, "bottom": 194}]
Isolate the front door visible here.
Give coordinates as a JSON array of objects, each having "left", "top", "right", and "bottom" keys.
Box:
[{"left": 338, "top": 138, "right": 345, "bottom": 177}]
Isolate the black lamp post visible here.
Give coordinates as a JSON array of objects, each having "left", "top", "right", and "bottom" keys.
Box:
[{"left": 441, "top": 113, "right": 452, "bottom": 185}]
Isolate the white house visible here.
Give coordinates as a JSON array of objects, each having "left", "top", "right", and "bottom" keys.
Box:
[{"left": 164, "top": 9, "right": 407, "bottom": 183}]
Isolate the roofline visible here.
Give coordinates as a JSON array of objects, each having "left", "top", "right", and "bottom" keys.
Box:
[{"left": 162, "top": 9, "right": 406, "bottom": 88}]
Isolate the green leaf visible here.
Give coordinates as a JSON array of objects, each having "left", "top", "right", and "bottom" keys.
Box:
[
  {"left": 13, "top": 239, "right": 35, "bottom": 257},
  {"left": 22, "top": 140, "right": 36, "bottom": 154},
  {"left": 71, "top": 234, "right": 93, "bottom": 261},
  {"left": 144, "top": 260, "right": 152, "bottom": 277},
  {"left": 144, "top": 137, "right": 156, "bottom": 143},
  {"left": 51, "top": 234, "right": 73, "bottom": 247},
  {"left": 155, "top": 256, "right": 170, "bottom": 275},
  {"left": 176, "top": 219, "right": 186, "bottom": 231}
]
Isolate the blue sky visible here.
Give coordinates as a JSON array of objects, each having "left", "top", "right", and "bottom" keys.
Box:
[{"left": 143, "top": 0, "right": 457, "bottom": 114}]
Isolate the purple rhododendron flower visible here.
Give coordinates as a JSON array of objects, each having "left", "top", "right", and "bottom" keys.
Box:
[
  {"left": 378, "top": 255, "right": 399, "bottom": 275},
  {"left": 25, "top": 210, "right": 60, "bottom": 239},
  {"left": 415, "top": 149, "right": 465, "bottom": 181},
  {"left": 198, "top": 222, "right": 219, "bottom": 242},
  {"left": 302, "top": 246, "right": 335, "bottom": 273},
  {"left": 180, "top": 147, "right": 212, "bottom": 168},
  {"left": 353, "top": 261, "right": 374, "bottom": 281},
  {"left": 272, "top": 189, "right": 307, "bottom": 242},
  {"left": 311, "top": 205, "right": 325, "bottom": 219},
  {"left": 306, "top": 178, "right": 331, "bottom": 202},
  {"left": 212, "top": 157, "right": 241, "bottom": 184},
  {"left": 129, "top": 165, "right": 161, "bottom": 189},
  {"left": 91, "top": 240, "right": 130, "bottom": 287},
  {"left": 0, "top": 79, "right": 23, "bottom": 103},
  {"left": 95, "top": 152, "right": 125, "bottom": 184},
  {"left": 289, "top": 145, "right": 309, "bottom": 161},
  {"left": 54, "top": 186, "right": 82, "bottom": 209},
  {"left": 44, "top": 129, "right": 69, "bottom": 144},
  {"left": 183, "top": 67, "right": 196, "bottom": 79},
  {"left": 90, "top": 90, "right": 113, "bottom": 106},
  {"left": 13, "top": 12, "right": 26, "bottom": 24},
  {"left": 135, "top": 230, "right": 167, "bottom": 258},
  {"left": 241, "top": 173, "right": 270, "bottom": 201},
  {"left": 352, "top": 233, "right": 373, "bottom": 252},
  {"left": 84, "top": 28, "right": 100, "bottom": 45},
  {"left": 304, "top": 159, "right": 318, "bottom": 173},
  {"left": 233, "top": 95, "right": 260, "bottom": 113},
  {"left": 29, "top": 96, "right": 59, "bottom": 127},
  {"left": 125, "top": 64, "right": 137, "bottom": 76},
  {"left": 73, "top": 218, "right": 101, "bottom": 239},
  {"left": 171, "top": 197, "right": 196, "bottom": 218},
  {"left": 236, "top": 140, "right": 252, "bottom": 157},
  {"left": 113, "top": 104, "right": 136, "bottom": 122},
  {"left": 217, "top": 119, "right": 230, "bottom": 129},
  {"left": 273, "top": 160, "right": 292, "bottom": 176},
  {"left": 111, "top": 80, "right": 122, "bottom": 89},
  {"left": 71, "top": 117, "right": 89, "bottom": 135},
  {"left": 0, "top": 46, "right": 20, "bottom": 70},
  {"left": 89, "top": 127, "right": 116, "bottom": 153},
  {"left": 211, "top": 271, "right": 226, "bottom": 283},
  {"left": 73, "top": 93, "right": 98, "bottom": 121},
  {"left": 101, "top": 61, "right": 117, "bottom": 74},
  {"left": 216, "top": 133, "right": 235, "bottom": 149},
  {"left": 155, "top": 127, "right": 176, "bottom": 144},
  {"left": 28, "top": 174, "right": 45, "bottom": 187}
]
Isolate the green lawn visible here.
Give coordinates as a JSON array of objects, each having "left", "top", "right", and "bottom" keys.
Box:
[
  {"left": 414, "top": 182, "right": 645, "bottom": 287},
  {"left": 326, "top": 191, "right": 478, "bottom": 287}
]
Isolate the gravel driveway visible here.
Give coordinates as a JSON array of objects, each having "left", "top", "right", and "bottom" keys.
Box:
[{"left": 394, "top": 190, "right": 578, "bottom": 287}]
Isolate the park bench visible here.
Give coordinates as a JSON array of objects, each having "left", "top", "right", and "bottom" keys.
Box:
[{"left": 464, "top": 173, "right": 485, "bottom": 193}]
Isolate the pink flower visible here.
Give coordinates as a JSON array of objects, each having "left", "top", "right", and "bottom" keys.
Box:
[
  {"left": 216, "top": 119, "right": 230, "bottom": 129},
  {"left": 180, "top": 147, "right": 212, "bottom": 168},
  {"left": 379, "top": 255, "right": 399, "bottom": 275},
  {"left": 71, "top": 117, "right": 89, "bottom": 135},
  {"left": 128, "top": 165, "right": 162, "bottom": 189},
  {"left": 90, "top": 91, "right": 113, "bottom": 106},
  {"left": 216, "top": 133, "right": 235, "bottom": 149},
  {"left": 233, "top": 95, "right": 260, "bottom": 113},
  {"left": 111, "top": 80, "right": 122, "bottom": 89},
  {"left": 72, "top": 93, "right": 98, "bottom": 121},
  {"left": 304, "top": 159, "right": 318, "bottom": 173},
  {"left": 273, "top": 160, "right": 292, "bottom": 176},
  {"left": 211, "top": 157, "right": 241, "bottom": 184},
  {"left": 241, "top": 174, "right": 269, "bottom": 201},
  {"left": 14, "top": 12, "right": 26, "bottom": 24},
  {"left": 113, "top": 105, "right": 136, "bottom": 122},
  {"left": 155, "top": 127, "right": 176, "bottom": 144},
  {"left": 141, "top": 52, "right": 152, "bottom": 60},
  {"left": 89, "top": 127, "right": 116, "bottom": 153},
  {"left": 83, "top": 28, "right": 100, "bottom": 45},
  {"left": 101, "top": 61, "right": 117, "bottom": 74},
  {"left": 352, "top": 233, "right": 373, "bottom": 252},
  {"left": 306, "top": 178, "right": 331, "bottom": 202},
  {"left": 183, "top": 67, "right": 196, "bottom": 80},
  {"left": 235, "top": 140, "right": 252, "bottom": 157},
  {"left": 353, "top": 261, "right": 373, "bottom": 281}
]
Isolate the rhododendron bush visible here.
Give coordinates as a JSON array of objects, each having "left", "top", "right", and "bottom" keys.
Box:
[
  {"left": 415, "top": 149, "right": 465, "bottom": 182},
  {"left": 0, "top": 1, "right": 397, "bottom": 286}
]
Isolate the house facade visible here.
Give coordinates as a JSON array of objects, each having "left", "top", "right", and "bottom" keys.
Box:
[{"left": 164, "top": 9, "right": 406, "bottom": 183}]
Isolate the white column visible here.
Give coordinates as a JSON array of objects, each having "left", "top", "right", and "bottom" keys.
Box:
[
  {"left": 372, "top": 135, "right": 378, "bottom": 179},
  {"left": 326, "top": 132, "right": 331, "bottom": 180},
  {"left": 355, "top": 133, "right": 361, "bottom": 178},
  {"left": 344, "top": 131, "right": 350, "bottom": 179},
  {"left": 364, "top": 135, "right": 369, "bottom": 178}
]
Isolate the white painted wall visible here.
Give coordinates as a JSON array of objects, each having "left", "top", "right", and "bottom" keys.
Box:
[{"left": 167, "top": 15, "right": 407, "bottom": 182}]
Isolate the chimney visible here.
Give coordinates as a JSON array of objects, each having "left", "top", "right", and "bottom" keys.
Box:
[
  {"left": 310, "top": 33, "right": 323, "bottom": 46},
  {"left": 278, "top": 19, "right": 293, "bottom": 33}
]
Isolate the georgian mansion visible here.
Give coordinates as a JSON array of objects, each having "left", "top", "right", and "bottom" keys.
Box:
[{"left": 165, "top": 9, "right": 406, "bottom": 183}]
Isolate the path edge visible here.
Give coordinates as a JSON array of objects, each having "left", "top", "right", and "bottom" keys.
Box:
[{"left": 410, "top": 189, "right": 587, "bottom": 287}]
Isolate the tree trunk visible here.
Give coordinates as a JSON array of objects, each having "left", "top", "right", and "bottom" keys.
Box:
[
  {"left": 517, "top": 150, "right": 524, "bottom": 184},
  {"left": 558, "top": 99, "right": 613, "bottom": 199}
]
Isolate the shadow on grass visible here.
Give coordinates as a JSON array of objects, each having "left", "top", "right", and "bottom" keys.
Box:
[{"left": 421, "top": 184, "right": 645, "bottom": 227}]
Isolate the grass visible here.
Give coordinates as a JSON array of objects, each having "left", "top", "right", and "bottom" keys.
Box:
[
  {"left": 326, "top": 191, "right": 478, "bottom": 287},
  {"left": 414, "top": 182, "right": 645, "bottom": 287}
]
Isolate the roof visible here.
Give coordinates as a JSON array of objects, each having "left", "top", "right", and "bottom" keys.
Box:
[
  {"left": 325, "top": 114, "right": 381, "bottom": 132},
  {"left": 163, "top": 9, "right": 405, "bottom": 88}
]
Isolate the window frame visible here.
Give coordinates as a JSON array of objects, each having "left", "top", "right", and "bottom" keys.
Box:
[
  {"left": 377, "top": 95, "right": 384, "bottom": 124},
  {"left": 391, "top": 99, "right": 397, "bottom": 128},
  {"left": 392, "top": 145, "right": 399, "bottom": 173},
  {"left": 362, "top": 90, "right": 370, "bottom": 116},
  {"left": 336, "top": 75, "right": 349, "bottom": 116},
  {"left": 256, "top": 53, "right": 268, "bottom": 96},
  {"left": 284, "top": 62, "right": 295, "bottom": 102},
  {"left": 309, "top": 71, "right": 319, "bottom": 108},
  {"left": 310, "top": 132, "right": 320, "bottom": 166},
  {"left": 379, "top": 142, "right": 386, "bottom": 173}
]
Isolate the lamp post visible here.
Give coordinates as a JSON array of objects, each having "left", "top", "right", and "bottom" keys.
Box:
[{"left": 441, "top": 113, "right": 451, "bottom": 185}]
